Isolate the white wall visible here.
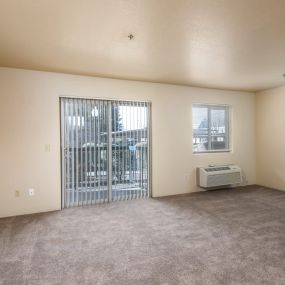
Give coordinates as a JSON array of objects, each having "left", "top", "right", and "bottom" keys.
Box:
[
  {"left": 256, "top": 86, "right": 285, "bottom": 191},
  {"left": 0, "top": 68, "right": 256, "bottom": 217}
]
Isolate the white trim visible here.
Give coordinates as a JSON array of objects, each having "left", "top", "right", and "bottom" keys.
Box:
[{"left": 59, "top": 95, "right": 152, "bottom": 103}]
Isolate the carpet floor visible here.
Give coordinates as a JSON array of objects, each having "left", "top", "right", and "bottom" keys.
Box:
[{"left": 0, "top": 186, "right": 285, "bottom": 285}]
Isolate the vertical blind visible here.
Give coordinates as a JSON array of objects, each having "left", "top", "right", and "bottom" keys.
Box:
[{"left": 60, "top": 98, "right": 151, "bottom": 208}]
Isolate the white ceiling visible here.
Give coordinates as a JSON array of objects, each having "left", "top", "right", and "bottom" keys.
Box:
[{"left": 0, "top": 0, "right": 285, "bottom": 91}]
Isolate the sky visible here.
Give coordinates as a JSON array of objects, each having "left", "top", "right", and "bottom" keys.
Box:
[{"left": 119, "top": 106, "right": 147, "bottom": 130}]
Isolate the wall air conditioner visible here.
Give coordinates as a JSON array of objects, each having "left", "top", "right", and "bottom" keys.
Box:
[{"left": 197, "top": 165, "right": 242, "bottom": 189}]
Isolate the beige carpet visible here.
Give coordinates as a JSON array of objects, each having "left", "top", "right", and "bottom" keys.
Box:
[{"left": 0, "top": 186, "right": 285, "bottom": 285}]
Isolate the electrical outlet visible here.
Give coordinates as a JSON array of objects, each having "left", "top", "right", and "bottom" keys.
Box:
[
  {"left": 28, "top": 188, "right": 35, "bottom": 196},
  {"left": 15, "top": 190, "right": 20, "bottom": 197}
]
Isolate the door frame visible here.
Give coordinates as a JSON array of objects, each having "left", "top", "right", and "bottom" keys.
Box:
[{"left": 59, "top": 96, "right": 152, "bottom": 209}]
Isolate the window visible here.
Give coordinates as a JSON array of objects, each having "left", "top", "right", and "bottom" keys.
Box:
[{"left": 192, "top": 104, "right": 230, "bottom": 153}]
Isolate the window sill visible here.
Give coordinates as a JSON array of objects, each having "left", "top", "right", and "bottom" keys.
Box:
[{"left": 193, "top": 149, "right": 232, "bottom": 154}]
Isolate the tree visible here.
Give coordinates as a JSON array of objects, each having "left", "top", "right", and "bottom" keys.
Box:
[{"left": 112, "top": 105, "right": 123, "bottom": 132}]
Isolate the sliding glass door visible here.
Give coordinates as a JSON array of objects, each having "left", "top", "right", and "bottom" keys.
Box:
[{"left": 60, "top": 98, "right": 151, "bottom": 208}]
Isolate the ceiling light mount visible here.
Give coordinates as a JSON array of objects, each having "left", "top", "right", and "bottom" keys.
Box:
[{"left": 128, "top": 34, "right": 134, "bottom": 40}]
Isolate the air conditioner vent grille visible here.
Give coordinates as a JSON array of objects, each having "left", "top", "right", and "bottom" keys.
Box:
[
  {"left": 207, "top": 172, "right": 241, "bottom": 187},
  {"left": 205, "top": 166, "right": 231, "bottom": 172}
]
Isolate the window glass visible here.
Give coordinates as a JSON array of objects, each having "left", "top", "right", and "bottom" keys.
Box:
[{"left": 193, "top": 105, "right": 230, "bottom": 153}]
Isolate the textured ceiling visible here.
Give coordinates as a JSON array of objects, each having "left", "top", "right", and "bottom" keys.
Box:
[{"left": 0, "top": 0, "right": 285, "bottom": 91}]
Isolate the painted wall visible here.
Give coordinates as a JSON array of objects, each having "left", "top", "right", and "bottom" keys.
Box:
[
  {"left": 0, "top": 68, "right": 256, "bottom": 217},
  {"left": 256, "top": 86, "right": 285, "bottom": 191}
]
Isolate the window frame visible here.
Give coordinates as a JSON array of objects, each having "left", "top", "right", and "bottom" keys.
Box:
[{"left": 192, "top": 103, "right": 231, "bottom": 154}]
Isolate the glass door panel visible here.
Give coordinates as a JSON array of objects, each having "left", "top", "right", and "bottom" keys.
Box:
[{"left": 111, "top": 101, "right": 150, "bottom": 200}]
